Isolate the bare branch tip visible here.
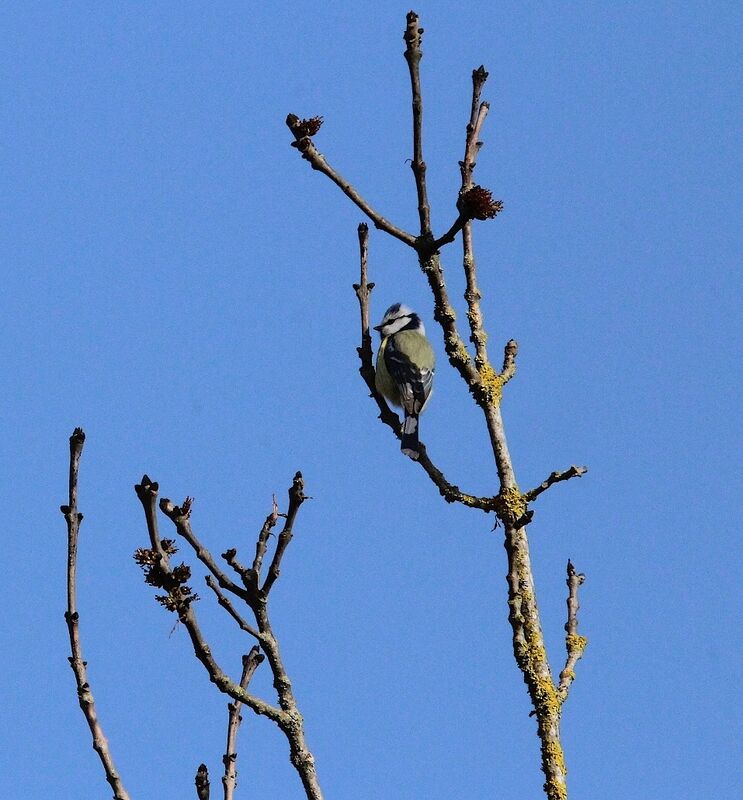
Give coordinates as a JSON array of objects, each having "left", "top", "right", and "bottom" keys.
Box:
[
  {"left": 472, "top": 64, "right": 489, "bottom": 82},
  {"left": 69, "top": 427, "right": 86, "bottom": 445}
]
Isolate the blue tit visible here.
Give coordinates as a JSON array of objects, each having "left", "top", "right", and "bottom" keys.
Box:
[{"left": 374, "top": 303, "right": 435, "bottom": 459}]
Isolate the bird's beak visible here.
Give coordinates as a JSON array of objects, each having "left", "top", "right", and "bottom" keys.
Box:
[{"left": 373, "top": 323, "right": 384, "bottom": 332}]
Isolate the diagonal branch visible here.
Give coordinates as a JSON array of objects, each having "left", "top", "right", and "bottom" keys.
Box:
[
  {"left": 286, "top": 115, "right": 417, "bottom": 249},
  {"left": 223, "top": 647, "right": 265, "bottom": 800},
  {"left": 61, "top": 428, "right": 131, "bottom": 800},
  {"left": 557, "top": 561, "right": 587, "bottom": 704},
  {"left": 430, "top": 214, "right": 466, "bottom": 251},
  {"left": 403, "top": 11, "right": 432, "bottom": 237},
  {"left": 261, "top": 472, "right": 306, "bottom": 596},
  {"left": 205, "top": 576, "right": 263, "bottom": 641},
  {"left": 523, "top": 466, "right": 588, "bottom": 503},
  {"left": 159, "top": 497, "right": 251, "bottom": 602},
  {"left": 253, "top": 502, "right": 280, "bottom": 574}
]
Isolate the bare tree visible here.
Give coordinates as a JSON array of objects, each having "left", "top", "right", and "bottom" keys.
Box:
[
  {"left": 62, "top": 433, "right": 324, "bottom": 798},
  {"left": 286, "top": 11, "right": 588, "bottom": 800},
  {"left": 61, "top": 11, "right": 588, "bottom": 800}
]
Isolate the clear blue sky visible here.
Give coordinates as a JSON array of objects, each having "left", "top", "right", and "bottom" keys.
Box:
[{"left": 2, "top": 2, "right": 740, "bottom": 798}]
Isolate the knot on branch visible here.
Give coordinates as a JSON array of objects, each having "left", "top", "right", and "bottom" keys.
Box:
[
  {"left": 133, "top": 539, "right": 199, "bottom": 616},
  {"left": 493, "top": 486, "right": 528, "bottom": 525},
  {"left": 457, "top": 184, "right": 503, "bottom": 221},
  {"left": 286, "top": 114, "right": 323, "bottom": 139}
]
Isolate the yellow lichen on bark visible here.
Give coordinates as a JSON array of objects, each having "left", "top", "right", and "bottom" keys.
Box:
[
  {"left": 493, "top": 486, "right": 528, "bottom": 523},
  {"left": 478, "top": 362, "right": 504, "bottom": 405}
]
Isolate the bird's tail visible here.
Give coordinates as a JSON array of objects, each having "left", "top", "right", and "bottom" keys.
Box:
[{"left": 401, "top": 413, "right": 420, "bottom": 460}]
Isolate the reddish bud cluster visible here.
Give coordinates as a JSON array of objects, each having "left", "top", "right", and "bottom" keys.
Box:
[
  {"left": 133, "top": 542, "right": 199, "bottom": 614},
  {"left": 458, "top": 185, "right": 503, "bottom": 221},
  {"left": 286, "top": 114, "right": 324, "bottom": 138}
]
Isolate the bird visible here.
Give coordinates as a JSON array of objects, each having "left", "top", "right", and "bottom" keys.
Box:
[{"left": 374, "top": 303, "right": 435, "bottom": 459}]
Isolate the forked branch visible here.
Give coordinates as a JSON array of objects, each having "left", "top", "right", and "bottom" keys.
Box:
[
  {"left": 137, "top": 476, "right": 324, "bottom": 800},
  {"left": 287, "top": 11, "right": 589, "bottom": 800}
]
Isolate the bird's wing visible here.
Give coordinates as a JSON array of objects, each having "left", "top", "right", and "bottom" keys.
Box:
[{"left": 384, "top": 335, "right": 434, "bottom": 415}]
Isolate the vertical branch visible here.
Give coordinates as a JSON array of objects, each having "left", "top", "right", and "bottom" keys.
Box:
[
  {"left": 61, "top": 428, "right": 131, "bottom": 800},
  {"left": 403, "top": 11, "right": 432, "bottom": 237},
  {"left": 353, "top": 223, "right": 375, "bottom": 358},
  {"left": 557, "top": 561, "right": 587, "bottom": 704},
  {"left": 223, "top": 647, "right": 265, "bottom": 800},
  {"left": 460, "top": 66, "right": 491, "bottom": 368}
]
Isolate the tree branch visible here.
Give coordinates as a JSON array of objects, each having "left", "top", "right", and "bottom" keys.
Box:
[
  {"left": 61, "top": 428, "right": 131, "bottom": 800},
  {"left": 159, "top": 496, "right": 251, "bottom": 602},
  {"left": 430, "top": 214, "right": 466, "bottom": 251},
  {"left": 261, "top": 472, "right": 305, "bottom": 596},
  {"left": 523, "top": 466, "right": 588, "bottom": 503},
  {"left": 253, "top": 501, "right": 280, "bottom": 574},
  {"left": 557, "top": 561, "right": 587, "bottom": 704},
  {"left": 460, "top": 66, "right": 491, "bottom": 368},
  {"left": 223, "top": 647, "right": 265, "bottom": 800},
  {"left": 205, "top": 576, "right": 263, "bottom": 641},
  {"left": 286, "top": 115, "right": 417, "bottom": 248},
  {"left": 403, "top": 11, "right": 432, "bottom": 237}
]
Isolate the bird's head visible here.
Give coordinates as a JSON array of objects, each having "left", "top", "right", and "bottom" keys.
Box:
[{"left": 373, "top": 303, "right": 425, "bottom": 337}]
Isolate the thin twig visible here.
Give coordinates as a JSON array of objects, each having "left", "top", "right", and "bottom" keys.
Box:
[
  {"left": 523, "top": 466, "right": 588, "bottom": 503},
  {"left": 500, "top": 339, "right": 518, "bottom": 383},
  {"left": 262, "top": 472, "right": 305, "bottom": 596},
  {"left": 403, "top": 11, "right": 432, "bottom": 237},
  {"left": 205, "top": 576, "right": 263, "bottom": 641},
  {"left": 195, "top": 763, "right": 210, "bottom": 800},
  {"left": 159, "top": 497, "right": 251, "bottom": 602},
  {"left": 253, "top": 506, "right": 279, "bottom": 574},
  {"left": 460, "top": 66, "right": 491, "bottom": 368},
  {"left": 223, "top": 647, "right": 265, "bottom": 800},
  {"left": 286, "top": 116, "right": 417, "bottom": 249},
  {"left": 430, "top": 214, "right": 466, "bottom": 251},
  {"left": 557, "top": 561, "right": 587, "bottom": 704},
  {"left": 61, "top": 428, "right": 131, "bottom": 800}
]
